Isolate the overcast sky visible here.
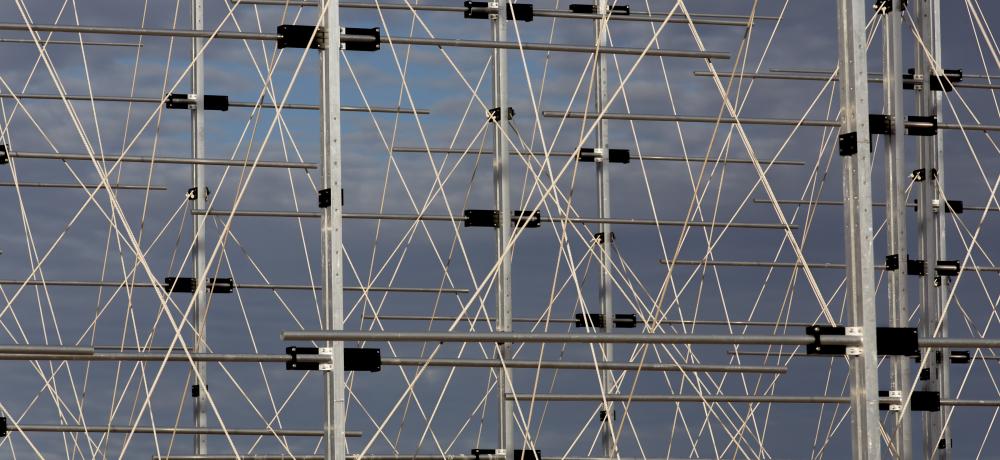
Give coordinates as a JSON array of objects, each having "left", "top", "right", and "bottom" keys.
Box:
[{"left": 0, "top": 0, "right": 998, "bottom": 458}]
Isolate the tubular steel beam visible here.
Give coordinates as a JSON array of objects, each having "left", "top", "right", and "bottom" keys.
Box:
[
  {"left": 491, "top": 1, "right": 514, "bottom": 457},
  {"left": 505, "top": 394, "right": 1000, "bottom": 407},
  {"left": 752, "top": 198, "right": 999, "bottom": 213},
  {"left": 236, "top": 1, "right": 773, "bottom": 26},
  {"left": 0, "top": 279, "right": 468, "bottom": 294},
  {"left": 915, "top": 0, "right": 949, "bottom": 456},
  {"left": 146, "top": 454, "right": 712, "bottom": 459},
  {"left": 191, "top": 209, "right": 798, "bottom": 230},
  {"left": 10, "top": 424, "right": 362, "bottom": 437},
  {"left": 691, "top": 70, "right": 1000, "bottom": 90},
  {"left": 389, "top": 146, "right": 805, "bottom": 166},
  {"left": 0, "top": 352, "right": 784, "bottom": 373},
  {"left": 7, "top": 151, "right": 317, "bottom": 169},
  {"left": 658, "top": 258, "right": 1000, "bottom": 273},
  {"left": 318, "top": 2, "right": 347, "bottom": 459},
  {"left": 837, "top": 0, "right": 882, "bottom": 457},
  {"left": 363, "top": 314, "right": 814, "bottom": 328},
  {"left": 0, "top": 182, "right": 167, "bottom": 190},
  {"left": 0, "top": 23, "right": 728, "bottom": 59},
  {"left": 544, "top": 111, "right": 1000, "bottom": 132},
  {"left": 0, "top": 345, "right": 93, "bottom": 355},
  {"left": 0, "top": 38, "right": 141, "bottom": 46},
  {"left": 282, "top": 330, "right": 851, "bottom": 347},
  {"left": 0, "top": 92, "right": 427, "bottom": 114},
  {"left": 882, "top": 1, "right": 913, "bottom": 456},
  {"left": 191, "top": 0, "right": 209, "bottom": 451},
  {"left": 592, "top": 2, "right": 615, "bottom": 457}
]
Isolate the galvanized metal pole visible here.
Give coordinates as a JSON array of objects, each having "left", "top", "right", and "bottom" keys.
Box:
[
  {"left": 836, "top": 1, "right": 882, "bottom": 458},
  {"left": 320, "top": 2, "right": 347, "bottom": 460},
  {"left": 591, "top": 1, "right": 615, "bottom": 457},
  {"left": 914, "top": 0, "right": 949, "bottom": 456},
  {"left": 881, "top": 1, "right": 912, "bottom": 457},
  {"left": 492, "top": 1, "right": 514, "bottom": 457},
  {"left": 190, "top": 0, "right": 208, "bottom": 454}
]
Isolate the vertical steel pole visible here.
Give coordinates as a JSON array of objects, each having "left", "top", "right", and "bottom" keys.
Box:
[
  {"left": 836, "top": 1, "right": 882, "bottom": 459},
  {"left": 881, "top": 1, "right": 912, "bottom": 457},
  {"left": 592, "top": 1, "right": 614, "bottom": 458},
  {"left": 914, "top": 0, "right": 949, "bottom": 456},
  {"left": 190, "top": 0, "right": 208, "bottom": 454},
  {"left": 492, "top": 1, "right": 514, "bottom": 458},
  {"left": 320, "top": 2, "right": 347, "bottom": 460}
]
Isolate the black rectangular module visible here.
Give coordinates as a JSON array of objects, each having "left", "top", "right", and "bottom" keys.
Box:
[
  {"left": 464, "top": 209, "right": 500, "bottom": 228},
  {"left": 838, "top": 132, "right": 858, "bottom": 156},
  {"left": 512, "top": 210, "right": 541, "bottom": 228},
  {"left": 164, "top": 277, "right": 197, "bottom": 293},
  {"left": 575, "top": 313, "right": 605, "bottom": 328},
  {"left": 906, "top": 115, "right": 937, "bottom": 136},
  {"left": 277, "top": 24, "right": 324, "bottom": 49},
  {"left": 345, "top": 347, "right": 382, "bottom": 372},
  {"left": 343, "top": 27, "right": 381, "bottom": 51},
  {"left": 876, "top": 327, "right": 919, "bottom": 356},
  {"left": 608, "top": 148, "right": 630, "bottom": 164},
  {"left": 614, "top": 313, "right": 638, "bottom": 328},
  {"left": 869, "top": 113, "right": 892, "bottom": 135},
  {"left": 806, "top": 325, "right": 846, "bottom": 355},
  {"left": 319, "top": 188, "right": 332, "bottom": 208},
  {"left": 911, "top": 390, "right": 941, "bottom": 412}
]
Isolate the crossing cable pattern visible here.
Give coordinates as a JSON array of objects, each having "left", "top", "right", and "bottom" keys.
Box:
[{"left": 0, "top": 0, "right": 998, "bottom": 459}]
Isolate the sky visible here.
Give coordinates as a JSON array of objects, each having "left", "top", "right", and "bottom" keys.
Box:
[{"left": 0, "top": 0, "right": 999, "bottom": 458}]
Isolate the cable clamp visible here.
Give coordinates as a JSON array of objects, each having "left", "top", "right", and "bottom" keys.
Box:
[{"left": 844, "top": 327, "right": 862, "bottom": 356}]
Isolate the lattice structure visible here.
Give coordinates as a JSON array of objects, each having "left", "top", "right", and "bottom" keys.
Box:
[{"left": 0, "top": 0, "right": 998, "bottom": 459}]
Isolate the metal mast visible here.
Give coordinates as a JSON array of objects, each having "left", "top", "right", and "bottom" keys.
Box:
[
  {"left": 914, "top": 0, "right": 949, "bottom": 456},
  {"left": 190, "top": 0, "right": 208, "bottom": 454},
  {"left": 320, "top": 2, "right": 347, "bottom": 460},
  {"left": 492, "top": 0, "right": 514, "bottom": 457},
  {"left": 836, "top": 0, "right": 882, "bottom": 458},
  {"left": 881, "top": 0, "right": 912, "bottom": 457},
  {"left": 591, "top": 1, "right": 615, "bottom": 458}
]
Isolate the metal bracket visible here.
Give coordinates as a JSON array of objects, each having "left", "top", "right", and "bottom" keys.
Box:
[
  {"left": 613, "top": 313, "right": 638, "bottom": 328},
  {"left": 575, "top": 313, "right": 605, "bottom": 328},
  {"left": 276, "top": 24, "right": 325, "bottom": 49},
  {"left": 838, "top": 132, "right": 858, "bottom": 156},
  {"left": 906, "top": 115, "right": 938, "bottom": 136},
  {"left": 569, "top": 3, "right": 630, "bottom": 15},
  {"left": 318, "top": 188, "right": 332, "bottom": 208},
  {"left": 911, "top": 390, "right": 941, "bottom": 412},
  {"left": 577, "top": 147, "right": 603, "bottom": 162},
  {"left": 512, "top": 210, "right": 541, "bottom": 228},
  {"left": 487, "top": 106, "right": 515, "bottom": 122},
  {"left": 0, "top": 144, "right": 7, "bottom": 165},
  {"left": 806, "top": 325, "right": 847, "bottom": 355},
  {"left": 163, "top": 277, "right": 233, "bottom": 294},
  {"left": 873, "top": 0, "right": 906, "bottom": 13},
  {"left": 885, "top": 254, "right": 900, "bottom": 271},
  {"left": 464, "top": 1, "right": 534, "bottom": 21},
  {"left": 935, "top": 260, "right": 960, "bottom": 277},
  {"left": 906, "top": 257, "right": 926, "bottom": 276},
  {"left": 165, "top": 93, "right": 229, "bottom": 111},
  {"left": 869, "top": 113, "right": 892, "bottom": 135},
  {"left": 0, "top": 416, "right": 6, "bottom": 438},
  {"left": 875, "top": 327, "right": 919, "bottom": 356},
  {"left": 342, "top": 27, "right": 381, "bottom": 51},
  {"left": 844, "top": 327, "right": 862, "bottom": 356}
]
